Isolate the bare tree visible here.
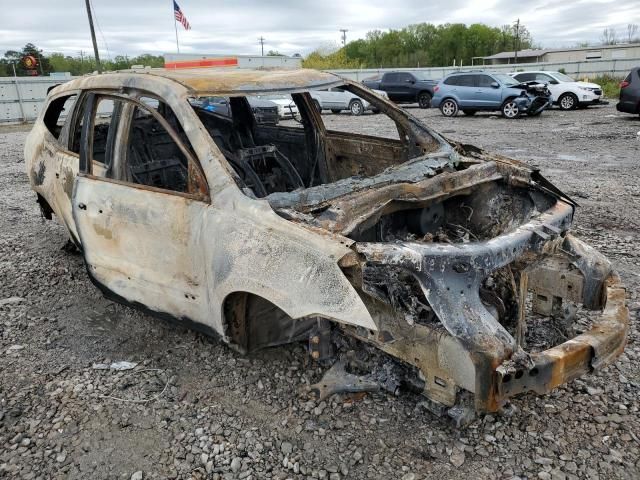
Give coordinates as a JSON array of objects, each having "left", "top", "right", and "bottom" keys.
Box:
[
  {"left": 601, "top": 28, "right": 618, "bottom": 45},
  {"left": 628, "top": 24, "right": 639, "bottom": 43}
]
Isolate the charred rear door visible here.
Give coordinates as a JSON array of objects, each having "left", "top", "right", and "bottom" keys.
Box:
[{"left": 72, "top": 92, "right": 212, "bottom": 325}]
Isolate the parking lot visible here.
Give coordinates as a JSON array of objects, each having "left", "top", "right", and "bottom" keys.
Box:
[{"left": 1, "top": 103, "right": 639, "bottom": 479}]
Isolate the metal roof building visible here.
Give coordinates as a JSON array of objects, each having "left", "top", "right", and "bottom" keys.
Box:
[{"left": 483, "top": 43, "right": 640, "bottom": 65}]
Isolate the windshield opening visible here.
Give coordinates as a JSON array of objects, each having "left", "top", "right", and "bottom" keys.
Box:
[{"left": 189, "top": 83, "right": 448, "bottom": 200}]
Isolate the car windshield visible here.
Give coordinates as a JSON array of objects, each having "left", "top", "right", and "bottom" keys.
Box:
[
  {"left": 493, "top": 74, "right": 520, "bottom": 86},
  {"left": 552, "top": 72, "right": 575, "bottom": 82}
]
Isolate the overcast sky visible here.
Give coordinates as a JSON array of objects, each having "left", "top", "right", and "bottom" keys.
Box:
[{"left": 2, "top": 0, "right": 639, "bottom": 58}]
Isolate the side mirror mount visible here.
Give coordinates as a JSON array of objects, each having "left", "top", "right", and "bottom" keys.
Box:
[
  {"left": 549, "top": 79, "right": 560, "bottom": 85},
  {"left": 491, "top": 82, "right": 500, "bottom": 88}
]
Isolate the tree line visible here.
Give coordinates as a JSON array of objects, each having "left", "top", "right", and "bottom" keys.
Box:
[
  {"left": 0, "top": 43, "right": 164, "bottom": 77},
  {"left": 303, "top": 22, "right": 534, "bottom": 69}
]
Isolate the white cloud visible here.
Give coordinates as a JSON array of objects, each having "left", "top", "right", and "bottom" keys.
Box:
[{"left": 1, "top": 0, "right": 638, "bottom": 58}]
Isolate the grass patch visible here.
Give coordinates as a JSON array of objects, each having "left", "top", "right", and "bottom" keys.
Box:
[{"left": 586, "top": 74, "right": 622, "bottom": 98}]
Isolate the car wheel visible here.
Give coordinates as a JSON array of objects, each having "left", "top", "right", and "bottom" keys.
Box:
[
  {"left": 462, "top": 109, "right": 476, "bottom": 116},
  {"left": 418, "top": 92, "right": 432, "bottom": 108},
  {"left": 558, "top": 93, "right": 578, "bottom": 110},
  {"left": 440, "top": 99, "right": 459, "bottom": 117},
  {"left": 349, "top": 100, "right": 364, "bottom": 116},
  {"left": 313, "top": 100, "right": 322, "bottom": 113},
  {"left": 331, "top": 109, "right": 341, "bottom": 114},
  {"left": 501, "top": 99, "right": 520, "bottom": 119}
]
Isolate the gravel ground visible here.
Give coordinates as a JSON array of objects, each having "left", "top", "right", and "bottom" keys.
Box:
[{"left": 1, "top": 104, "right": 639, "bottom": 480}]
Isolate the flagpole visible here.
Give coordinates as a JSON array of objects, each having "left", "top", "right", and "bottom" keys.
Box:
[{"left": 173, "top": 1, "right": 180, "bottom": 53}]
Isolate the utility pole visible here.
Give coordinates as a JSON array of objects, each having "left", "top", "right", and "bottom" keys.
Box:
[
  {"left": 258, "top": 36, "right": 265, "bottom": 56},
  {"left": 84, "top": 0, "right": 102, "bottom": 72},
  {"left": 339, "top": 29, "right": 348, "bottom": 47},
  {"left": 513, "top": 18, "right": 520, "bottom": 64}
]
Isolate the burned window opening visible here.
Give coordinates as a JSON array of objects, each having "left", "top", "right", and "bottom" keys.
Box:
[{"left": 190, "top": 83, "right": 448, "bottom": 199}]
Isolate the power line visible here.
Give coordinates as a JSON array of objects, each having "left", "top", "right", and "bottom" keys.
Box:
[{"left": 258, "top": 36, "right": 265, "bottom": 56}]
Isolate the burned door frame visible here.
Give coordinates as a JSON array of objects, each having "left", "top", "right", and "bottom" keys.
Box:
[{"left": 71, "top": 88, "right": 214, "bottom": 327}]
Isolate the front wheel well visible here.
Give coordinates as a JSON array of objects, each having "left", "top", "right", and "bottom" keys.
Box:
[{"left": 222, "top": 292, "right": 316, "bottom": 354}]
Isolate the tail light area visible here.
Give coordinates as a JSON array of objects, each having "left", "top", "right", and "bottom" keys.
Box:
[{"left": 619, "top": 80, "right": 630, "bottom": 89}]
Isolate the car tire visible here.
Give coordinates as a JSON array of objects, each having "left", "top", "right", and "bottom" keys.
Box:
[
  {"left": 418, "top": 92, "right": 432, "bottom": 108},
  {"left": 501, "top": 99, "right": 520, "bottom": 119},
  {"left": 462, "top": 110, "right": 476, "bottom": 116},
  {"left": 558, "top": 93, "right": 578, "bottom": 110},
  {"left": 313, "top": 100, "right": 322, "bottom": 113},
  {"left": 331, "top": 109, "right": 341, "bottom": 114},
  {"left": 440, "top": 99, "right": 459, "bottom": 117},
  {"left": 349, "top": 99, "right": 364, "bottom": 116}
]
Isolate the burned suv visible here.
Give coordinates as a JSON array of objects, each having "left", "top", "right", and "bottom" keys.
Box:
[{"left": 26, "top": 68, "right": 628, "bottom": 421}]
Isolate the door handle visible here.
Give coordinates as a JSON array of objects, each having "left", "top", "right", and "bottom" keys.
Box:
[{"left": 78, "top": 203, "right": 87, "bottom": 210}]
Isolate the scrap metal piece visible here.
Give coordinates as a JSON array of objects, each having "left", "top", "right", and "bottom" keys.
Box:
[{"left": 309, "top": 358, "right": 380, "bottom": 401}]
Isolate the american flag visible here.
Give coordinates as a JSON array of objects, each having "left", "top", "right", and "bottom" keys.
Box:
[{"left": 174, "top": 1, "right": 191, "bottom": 31}]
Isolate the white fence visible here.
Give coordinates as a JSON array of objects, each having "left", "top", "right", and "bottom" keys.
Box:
[
  {"left": 0, "top": 76, "right": 71, "bottom": 123},
  {"left": 2, "top": 56, "right": 638, "bottom": 123},
  {"left": 328, "top": 57, "right": 640, "bottom": 82}
]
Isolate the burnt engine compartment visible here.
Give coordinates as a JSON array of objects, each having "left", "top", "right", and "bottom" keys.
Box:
[{"left": 349, "top": 181, "right": 555, "bottom": 243}]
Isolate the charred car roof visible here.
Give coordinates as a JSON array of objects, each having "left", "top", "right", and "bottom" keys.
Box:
[{"left": 53, "top": 68, "right": 345, "bottom": 97}]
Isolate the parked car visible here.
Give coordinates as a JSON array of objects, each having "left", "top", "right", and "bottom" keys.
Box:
[
  {"left": 26, "top": 68, "right": 627, "bottom": 419},
  {"left": 362, "top": 71, "right": 437, "bottom": 108},
  {"left": 511, "top": 71, "right": 603, "bottom": 110},
  {"left": 616, "top": 67, "right": 640, "bottom": 116},
  {"left": 309, "top": 87, "right": 388, "bottom": 115},
  {"left": 198, "top": 96, "right": 280, "bottom": 124},
  {"left": 253, "top": 94, "right": 299, "bottom": 119},
  {"left": 431, "top": 71, "right": 551, "bottom": 118}
]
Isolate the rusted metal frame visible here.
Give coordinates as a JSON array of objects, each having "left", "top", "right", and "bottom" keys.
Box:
[
  {"left": 77, "top": 90, "right": 210, "bottom": 202},
  {"left": 292, "top": 91, "right": 330, "bottom": 185},
  {"left": 495, "top": 271, "right": 628, "bottom": 400},
  {"left": 79, "top": 93, "right": 98, "bottom": 174},
  {"left": 78, "top": 174, "right": 208, "bottom": 202},
  {"left": 356, "top": 201, "right": 575, "bottom": 411}
]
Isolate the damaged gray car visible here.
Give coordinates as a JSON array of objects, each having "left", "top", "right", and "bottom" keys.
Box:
[{"left": 25, "top": 68, "right": 629, "bottom": 422}]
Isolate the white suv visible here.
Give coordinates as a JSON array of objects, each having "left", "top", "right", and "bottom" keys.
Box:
[{"left": 511, "top": 71, "right": 603, "bottom": 110}]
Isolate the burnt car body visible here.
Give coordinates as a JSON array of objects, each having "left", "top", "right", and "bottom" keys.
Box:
[{"left": 25, "top": 68, "right": 628, "bottom": 419}]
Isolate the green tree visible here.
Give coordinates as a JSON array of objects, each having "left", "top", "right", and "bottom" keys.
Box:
[{"left": 305, "top": 22, "right": 535, "bottom": 69}]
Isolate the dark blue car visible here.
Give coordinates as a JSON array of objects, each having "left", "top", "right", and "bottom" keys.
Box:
[{"left": 431, "top": 71, "right": 551, "bottom": 118}]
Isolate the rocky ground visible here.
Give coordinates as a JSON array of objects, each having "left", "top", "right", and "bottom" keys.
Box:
[{"left": 1, "top": 104, "right": 639, "bottom": 480}]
